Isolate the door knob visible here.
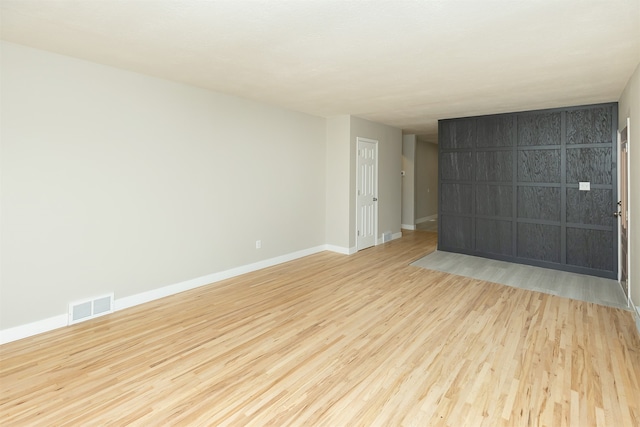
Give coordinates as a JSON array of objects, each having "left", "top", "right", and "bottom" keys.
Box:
[{"left": 614, "top": 211, "right": 622, "bottom": 217}]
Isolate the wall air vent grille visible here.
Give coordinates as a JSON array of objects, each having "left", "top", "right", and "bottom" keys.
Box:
[{"left": 68, "top": 293, "right": 114, "bottom": 325}]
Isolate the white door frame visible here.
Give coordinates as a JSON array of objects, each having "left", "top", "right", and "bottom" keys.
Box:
[
  {"left": 356, "top": 137, "right": 378, "bottom": 251},
  {"left": 617, "top": 118, "right": 631, "bottom": 303}
]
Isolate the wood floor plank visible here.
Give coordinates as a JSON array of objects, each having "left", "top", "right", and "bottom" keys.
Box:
[{"left": 1, "top": 230, "right": 639, "bottom": 426}]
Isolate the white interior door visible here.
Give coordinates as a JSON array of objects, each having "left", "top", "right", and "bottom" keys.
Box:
[
  {"left": 617, "top": 119, "right": 630, "bottom": 300},
  {"left": 356, "top": 138, "right": 378, "bottom": 251}
]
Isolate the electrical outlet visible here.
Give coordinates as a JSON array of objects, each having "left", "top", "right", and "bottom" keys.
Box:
[{"left": 256, "top": 240, "right": 262, "bottom": 249}]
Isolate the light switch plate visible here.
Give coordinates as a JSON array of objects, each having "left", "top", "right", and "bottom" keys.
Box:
[{"left": 579, "top": 181, "right": 590, "bottom": 191}]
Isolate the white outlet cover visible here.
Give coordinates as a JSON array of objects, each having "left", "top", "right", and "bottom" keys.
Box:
[{"left": 579, "top": 182, "right": 590, "bottom": 191}]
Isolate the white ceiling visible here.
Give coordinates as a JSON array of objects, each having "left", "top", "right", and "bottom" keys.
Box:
[{"left": 1, "top": 0, "right": 639, "bottom": 140}]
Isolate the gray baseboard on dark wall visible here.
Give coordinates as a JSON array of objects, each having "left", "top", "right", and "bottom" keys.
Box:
[{"left": 436, "top": 245, "right": 618, "bottom": 280}]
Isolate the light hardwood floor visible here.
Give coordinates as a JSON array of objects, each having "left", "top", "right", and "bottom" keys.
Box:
[{"left": 1, "top": 230, "right": 639, "bottom": 426}]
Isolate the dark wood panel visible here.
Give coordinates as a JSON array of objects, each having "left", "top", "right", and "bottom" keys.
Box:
[
  {"left": 440, "top": 119, "right": 475, "bottom": 149},
  {"left": 476, "top": 151, "right": 512, "bottom": 182},
  {"left": 566, "top": 188, "right": 614, "bottom": 227},
  {"left": 476, "top": 185, "right": 512, "bottom": 217},
  {"left": 566, "top": 147, "right": 612, "bottom": 184},
  {"left": 477, "top": 116, "right": 514, "bottom": 148},
  {"left": 438, "top": 102, "right": 616, "bottom": 276},
  {"left": 566, "top": 228, "right": 613, "bottom": 271},
  {"left": 517, "top": 149, "right": 561, "bottom": 183},
  {"left": 441, "top": 152, "right": 473, "bottom": 181},
  {"left": 517, "top": 113, "right": 562, "bottom": 146},
  {"left": 476, "top": 218, "right": 512, "bottom": 256},
  {"left": 567, "top": 106, "right": 612, "bottom": 145},
  {"left": 517, "top": 223, "right": 561, "bottom": 263},
  {"left": 440, "top": 216, "right": 473, "bottom": 250},
  {"left": 441, "top": 183, "right": 473, "bottom": 215},
  {"left": 517, "top": 186, "right": 561, "bottom": 221}
]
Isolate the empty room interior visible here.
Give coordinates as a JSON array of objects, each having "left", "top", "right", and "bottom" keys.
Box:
[{"left": 1, "top": 1, "right": 640, "bottom": 425}]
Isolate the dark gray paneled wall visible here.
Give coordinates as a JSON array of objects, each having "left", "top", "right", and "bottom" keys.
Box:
[{"left": 438, "top": 103, "right": 617, "bottom": 278}]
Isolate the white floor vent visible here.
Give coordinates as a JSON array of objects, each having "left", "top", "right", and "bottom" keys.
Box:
[
  {"left": 69, "top": 293, "right": 114, "bottom": 325},
  {"left": 383, "top": 231, "right": 392, "bottom": 243}
]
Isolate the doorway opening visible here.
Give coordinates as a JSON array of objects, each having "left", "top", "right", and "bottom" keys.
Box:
[{"left": 415, "top": 137, "right": 439, "bottom": 232}]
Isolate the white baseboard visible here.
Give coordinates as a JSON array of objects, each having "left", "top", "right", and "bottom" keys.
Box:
[
  {"left": 116, "top": 245, "right": 327, "bottom": 312},
  {"left": 1, "top": 244, "right": 332, "bottom": 345},
  {"left": 416, "top": 214, "right": 438, "bottom": 224},
  {"left": 0, "top": 238, "right": 407, "bottom": 345},
  {"left": 0, "top": 314, "right": 68, "bottom": 345},
  {"left": 325, "top": 244, "right": 356, "bottom": 255},
  {"left": 401, "top": 224, "right": 416, "bottom": 230}
]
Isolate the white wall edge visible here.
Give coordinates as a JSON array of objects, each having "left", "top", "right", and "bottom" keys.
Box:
[
  {"left": 0, "top": 314, "right": 67, "bottom": 345},
  {"left": 401, "top": 224, "right": 416, "bottom": 230},
  {"left": 416, "top": 214, "right": 438, "bottom": 224},
  {"left": 1, "top": 245, "right": 327, "bottom": 345},
  {"left": 630, "top": 293, "right": 640, "bottom": 336}
]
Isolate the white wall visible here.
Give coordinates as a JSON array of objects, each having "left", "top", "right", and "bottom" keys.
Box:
[
  {"left": 0, "top": 42, "right": 327, "bottom": 330},
  {"left": 415, "top": 138, "right": 438, "bottom": 221},
  {"left": 401, "top": 135, "right": 416, "bottom": 228},
  {"left": 618, "top": 61, "right": 640, "bottom": 313},
  {"left": 325, "top": 116, "right": 351, "bottom": 250}
]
